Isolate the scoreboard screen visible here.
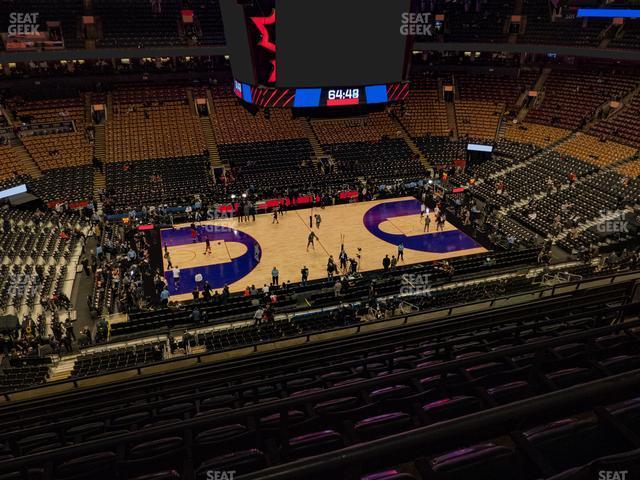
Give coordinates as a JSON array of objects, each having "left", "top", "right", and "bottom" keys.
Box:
[
  {"left": 277, "top": 0, "right": 412, "bottom": 88},
  {"left": 233, "top": 82, "right": 409, "bottom": 108},
  {"left": 221, "top": 0, "right": 413, "bottom": 107}
]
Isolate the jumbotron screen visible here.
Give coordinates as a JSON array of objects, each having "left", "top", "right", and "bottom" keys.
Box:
[
  {"left": 220, "top": 0, "right": 412, "bottom": 106},
  {"left": 277, "top": 0, "right": 411, "bottom": 88}
]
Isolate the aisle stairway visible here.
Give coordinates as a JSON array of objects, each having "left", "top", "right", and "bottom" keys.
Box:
[
  {"left": 14, "top": 143, "right": 42, "bottom": 179},
  {"left": 200, "top": 117, "right": 222, "bottom": 168},
  {"left": 391, "top": 113, "right": 432, "bottom": 171},
  {"left": 93, "top": 124, "right": 106, "bottom": 207},
  {"left": 47, "top": 355, "right": 79, "bottom": 383}
]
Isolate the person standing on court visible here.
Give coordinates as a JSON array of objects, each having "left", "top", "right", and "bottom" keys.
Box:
[
  {"left": 172, "top": 265, "right": 180, "bottom": 289},
  {"left": 271, "top": 266, "right": 279, "bottom": 286},
  {"left": 424, "top": 214, "right": 431, "bottom": 232},
  {"left": 301, "top": 266, "right": 309, "bottom": 285},
  {"left": 339, "top": 249, "right": 348, "bottom": 272},
  {"left": 307, "top": 231, "right": 318, "bottom": 251},
  {"left": 272, "top": 209, "right": 279, "bottom": 224},
  {"left": 164, "top": 249, "right": 173, "bottom": 269},
  {"left": 204, "top": 236, "right": 212, "bottom": 255},
  {"left": 315, "top": 214, "right": 322, "bottom": 229},
  {"left": 383, "top": 255, "right": 391, "bottom": 271},
  {"left": 398, "top": 243, "right": 404, "bottom": 261}
]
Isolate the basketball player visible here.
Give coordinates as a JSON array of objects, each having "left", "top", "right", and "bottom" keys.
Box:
[
  {"left": 339, "top": 248, "right": 348, "bottom": 271},
  {"left": 272, "top": 210, "right": 279, "bottom": 224},
  {"left": 398, "top": 243, "right": 404, "bottom": 261},
  {"left": 164, "top": 250, "right": 173, "bottom": 269},
  {"left": 307, "top": 231, "right": 318, "bottom": 251},
  {"left": 423, "top": 214, "right": 431, "bottom": 232},
  {"left": 190, "top": 223, "right": 198, "bottom": 243},
  {"left": 315, "top": 214, "right": 322, "bottom": 229},
  {"left": 204, "top": 236, "right": 212, "bottom": 255}
]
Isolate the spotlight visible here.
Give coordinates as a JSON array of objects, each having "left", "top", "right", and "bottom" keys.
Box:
[
  {"left": 231, "top": 194, "right": 236, "bottom": 199},
  {"left": 428, "top": 179, "right": 433, "bottom": 185},
  {"left": 242, "top": 193, "right": 247, "bottom": 198}
]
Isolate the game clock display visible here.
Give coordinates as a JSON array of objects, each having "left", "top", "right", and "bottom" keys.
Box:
[{"left": 323, "top": 88, "right": 362, "bottom": 106}]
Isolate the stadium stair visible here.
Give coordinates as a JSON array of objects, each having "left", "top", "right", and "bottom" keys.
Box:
[
  {"left": 302, "top": 119, "right": 326, "bottom": 165},
  {"left": 390, "top": 114, "right": 432, "bottom": 170},
  {"left": 199, "top": 116, "right": 222, "bottom": 168},
  {"left": 445, "top": 101, "right": 459, "bottom": 140},
  {"left": 47, "top": 354, "right": 79, "bottom": 383},
  {"left": 93, "top": 124, "right": 106, "bottom": 207},
  {"left": 14, "top": 143, "right": 42, "bottom": 180},
  {"left": 517, "top": 67, "right": 552, "bottom": 121},
  {"left": 488, "top": 131, "right": 576, "bottom": 180}
]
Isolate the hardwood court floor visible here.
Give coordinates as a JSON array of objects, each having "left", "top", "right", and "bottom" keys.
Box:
[{"left": 162, "top": 197, "right": 486, "bottom": 301}]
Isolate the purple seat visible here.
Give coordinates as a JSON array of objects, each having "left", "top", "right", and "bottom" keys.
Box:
[
  {"left": 486, "top": 380, "right": 529, "bottom": 404},
  {"left": 65, "top": 422, "right": 105, "bottom": 440},
  {"left": 599, "top": 354, "right": 640, "bottom": 373},
  {"left": 320, "top": 370, "right": 353, "bottom": 382},
  {"left": 200, "top": 394, "right": 235, "bottom": 411},
  {"left": 545, "top": 367, "right": 594, "bottom": 389},
  {"left": 361, "top": 470, "right": 416, "bottom": 480},
  {"left": 196, "top": 449, "right": 267, "bottom": 478},
  {"left": 195, "top": 424, "right": 250, "bottom": 445},
  {"left": 422, "top": 443, "right": 516, "bottom": 479},
  {"left": 290, "top": 387, "right": 324, "bottom": 397},
  {"left": 110, "top": 411, "right": 151, "bottom": 429},
  {"left": 369, "top": 385, "right": 413, "bottom": 402},
  {"left": 422, "top": 396, "right": 482, "bottom": 422},
  {"left": 259, "top": 410, "right": 306, "bottom": 427},
  {"left": 465, "top": 362, "right": 507, "bottom": 378},
  {"left": 607, "top": 396, "right": 640, "bottom": 435},
  {"left": 354, "top": 412, "right": 412, "bottom": 441},
  {"left": 129, "top": 437, "right": 184, "bottom": 459},
  {"left": 129, "top": 471, "right": 181, "bottom": 480},
  {"left": 314, "top": 396, "right": 360, "bottom": 415},
  {"left": 17, "top": 433, "right": 61, "bottom": 455},
  {"left": 157, "top": 402, "right": 194, "bottom": 418},
  {"left": 55, "top": 452, "right": 117, "bottom": 480},
  {"left": 523, "top": 417, "right": 627, "bottom": 472},
  {"left": 552, "top": 343, "right": 585, "bottom": 358},
  {"left": 287, "top": 430, "right": 344, "bottom": 459}
]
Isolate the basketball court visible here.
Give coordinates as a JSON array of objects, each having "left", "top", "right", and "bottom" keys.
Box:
[{"left": 160, "top": 197, "right": 487, "bottom": 301}]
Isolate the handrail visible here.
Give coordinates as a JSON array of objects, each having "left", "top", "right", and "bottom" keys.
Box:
[
  {"left": 0, "top": 319, "right": 638, "bottom": 474},
  {"left": 2, "top": 269, "right": 637, "bottom": 403}
]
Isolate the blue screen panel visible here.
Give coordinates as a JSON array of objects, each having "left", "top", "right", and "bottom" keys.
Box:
[
  {"left": 577, "top": 8, "right": 640, "bottom": 18},
  {"left": 0, "top": 184, "right": 27, "bottom": 200},
  {"left": 365, "top": 85, "right": 388, "bottom": 104},
  {"left": 467, "top": 144, "right": 493, "bottom": 153},
  {"left": 293, "top": 88, "right": 321, "bottom": 108},
  {"left": 241, "top": 84, "right": 253, "bottom": 103}
]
